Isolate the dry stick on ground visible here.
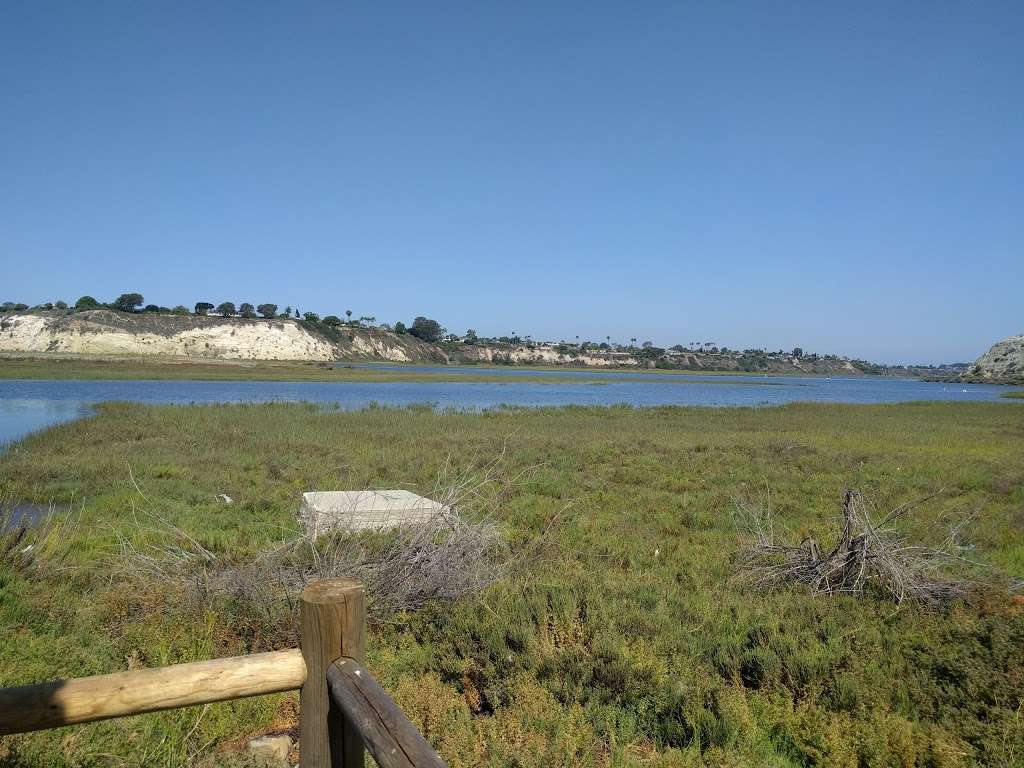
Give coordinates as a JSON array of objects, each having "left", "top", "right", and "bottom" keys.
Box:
[{"left": 734, "top": 488, "right": 979, "bottom": 606}]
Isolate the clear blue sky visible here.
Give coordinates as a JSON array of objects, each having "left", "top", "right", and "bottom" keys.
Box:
[{"left": 2, "top": 2, "right": 1021, "bottom": 364}]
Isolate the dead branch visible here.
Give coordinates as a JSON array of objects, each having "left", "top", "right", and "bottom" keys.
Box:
[{"left": 733, "top": 488, "right": 977, "bottom": 607}]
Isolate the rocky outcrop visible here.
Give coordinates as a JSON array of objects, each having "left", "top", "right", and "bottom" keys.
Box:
[{"left": 965, "top": 334, "right": 1024, "bottom": 382}]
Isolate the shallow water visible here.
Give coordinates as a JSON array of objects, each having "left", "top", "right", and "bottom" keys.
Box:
[{"left": 0, "top": 374, "right": 1019, "bottom": 447}]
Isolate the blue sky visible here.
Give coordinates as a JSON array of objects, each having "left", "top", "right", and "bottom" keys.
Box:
[{"left": 2, "top": 2, "right": 1021, "bottom": 364}]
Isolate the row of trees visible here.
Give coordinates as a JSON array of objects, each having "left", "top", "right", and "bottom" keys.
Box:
[
  {"left": 1, "top": 293, "right": 361, "bottom": 325},
  {"left": 192, "top": 302, "right": 279, "bottom": 319},
  {"left": 1, "top": 294, "right": 449, "bottom": 345}
]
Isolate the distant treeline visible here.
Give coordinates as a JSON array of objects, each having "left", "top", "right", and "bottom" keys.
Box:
[{"left": 1, "top": 292, "right": 896, "bottom": 370}]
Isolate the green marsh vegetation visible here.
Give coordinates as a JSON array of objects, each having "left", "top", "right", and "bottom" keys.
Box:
[
  {"left": 0, "top": 356, "right": 795, "bottom": 386},
  {"left": 0, "top": 402, "right": 1022, "bottom": 766},
  {"left": 0, "top": 356, "right": 524, "bottom": 383}
]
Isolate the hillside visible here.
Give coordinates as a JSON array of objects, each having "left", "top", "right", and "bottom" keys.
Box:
[
  {"left": 0, "top": 310, "right": 437, "bottom": 362},
  {"left": 1, "top": 309, "right": 895, "bottom": 375}
]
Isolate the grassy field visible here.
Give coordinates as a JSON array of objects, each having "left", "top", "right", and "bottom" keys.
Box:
[
  {"left": 1, "top": 402, "right": 1022, "bottom": 767},
  {"left": 1003, "top": 391, "right": 1024, "bottom": 399},
  {"left": 0, "top": 356, "right": 796, "bottom": 387}
]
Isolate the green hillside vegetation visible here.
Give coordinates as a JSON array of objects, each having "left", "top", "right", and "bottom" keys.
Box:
[{"left": 0, "top": 402, "right": 1022, "bottom": 766}]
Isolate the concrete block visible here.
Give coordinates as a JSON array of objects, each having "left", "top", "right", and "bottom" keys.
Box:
[{"left": 298, "top": 490, "right": 451, "bottom": 536}]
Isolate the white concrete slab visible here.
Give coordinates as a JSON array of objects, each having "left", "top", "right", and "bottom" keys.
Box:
[{"left": 298, "top": 490, "right": 451, "bottom": 536}]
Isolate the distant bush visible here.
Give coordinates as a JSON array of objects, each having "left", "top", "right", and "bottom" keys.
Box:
[
  {"left": 114, "top": 293, "right": 144, "bottom": 313},
  {"left": 75, "top": 295, "right": 100, "bottom": 310},
  {"left": 322, "top": 315, "right": 342, "bottom": 327},
  {"left": 409, "top": 316, "right": 443, "bottom": 343},
  {"left": 851, "top": 359, "right": 885, "bottom": 375},
  {"left": 142, "top": 304, "right": 161, "bottom": 313},
  {"left": 303, "top": 311, "right": 320, "bottom": 323},
  {"left": 194, "top": 302, "right": 213, "bottom": 316},
  {"left": 54, "top": 300, "right": 68, "bottom": 310},
  {"left": 257, "top": 303, "right": 278, "bottom": 319},
  {"left": 171, "top": 305, "right": 189, "bottom": 315},
  {"left": 239, "top": 302, "right": 256, "bottom": 319},
  {"left": 302, "top": 319, "right": 344, "bottom": 344},
  {"left": 394, "top": 321, "right": 407, "bottom": 335},
  {"left": 216, "top": 302, "right": 236, "bottom": 318}
]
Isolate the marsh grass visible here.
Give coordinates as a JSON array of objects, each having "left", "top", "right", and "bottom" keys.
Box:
[
  {"left": 0, "top": 355, "right": 795, "bottom": 386},
  {"left": 0, "top": 495, "right": 78, "bottom": 574},
  {"left": 0, "top": 402, "right": 1023, "bottom": 766}
]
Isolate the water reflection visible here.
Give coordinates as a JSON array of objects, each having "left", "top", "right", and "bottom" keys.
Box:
[{"left": 0, "top": 398, "right": 94, "bottom": 446}]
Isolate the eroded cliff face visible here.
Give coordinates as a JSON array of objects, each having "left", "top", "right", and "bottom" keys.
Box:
[
  {"left": 454, "top": 343, "right": 638, "bottom": 367},
  {"left": 0, "top": 311, "right": 636, "bottom": 365},
  {"left": 967, "top": 334, "right": 1024, "bottom": 381},
  {"left": 0, "top": 311, "right": 435, "bottom": 362}
]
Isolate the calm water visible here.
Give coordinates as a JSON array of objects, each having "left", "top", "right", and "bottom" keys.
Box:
[{"left": 0, "top": 375, "right": 1019, "bottom": 446}]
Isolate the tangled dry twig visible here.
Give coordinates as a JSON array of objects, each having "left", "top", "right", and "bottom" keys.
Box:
[{"left": 734, "top": 488, "right": 977, "bottom": 606}]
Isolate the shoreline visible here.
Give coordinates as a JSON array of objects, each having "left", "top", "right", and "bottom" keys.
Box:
[{"left": 1, "top": 352, "right": 899, "bottom": 384}]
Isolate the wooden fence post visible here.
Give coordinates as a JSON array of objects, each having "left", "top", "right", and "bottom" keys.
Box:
[{"left": 300, "top": 579, "right": 366, "bottom": 768}]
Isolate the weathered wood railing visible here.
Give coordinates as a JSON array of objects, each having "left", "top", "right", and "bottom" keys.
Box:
[{"left": 0, "top": 578, "right": 446, "bottom": 768}]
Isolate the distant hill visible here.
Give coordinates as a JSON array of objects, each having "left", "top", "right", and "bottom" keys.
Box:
[
  {"left": 963, "top": 333, "right": 1024, "bottom": 383},
  {"left": 2, "top": 309, "right": 906, "bottom": 375}
]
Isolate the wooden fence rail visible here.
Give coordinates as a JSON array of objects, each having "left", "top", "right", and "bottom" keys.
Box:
[
  {"left": 0, "top": 578, "right": 446, "bottom": 768},
  {"left": 0, "top": 648, "right": 305, "bottom": 736},
  {"left": 329, "top": 658, "right": 445, "bottom": 768}
]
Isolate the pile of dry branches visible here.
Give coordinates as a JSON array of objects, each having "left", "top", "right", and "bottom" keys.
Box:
[
  {"left": 734, "top": 488, "right": 975, "bottom": 606},
  {"left": 113, "top": 450, "right": 553, "bottom": 626}
]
